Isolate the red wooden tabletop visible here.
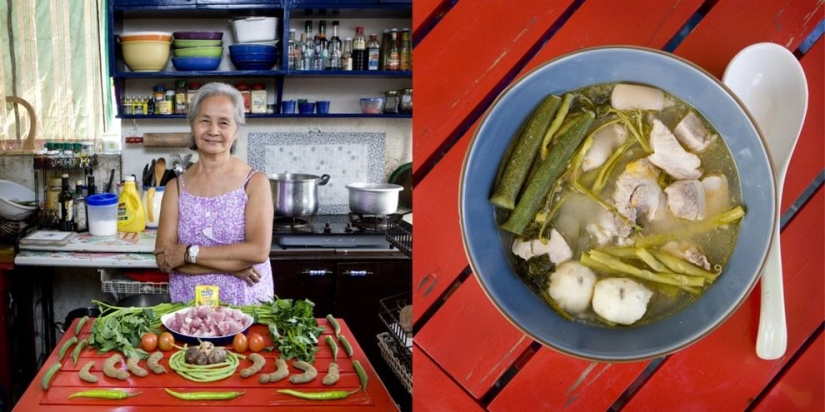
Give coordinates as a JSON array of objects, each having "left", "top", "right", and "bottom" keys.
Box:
[
  {"left": 14, "top": 318, "right": 398, "bottom": 411},
  {"left": 412, "top": 1, "right": 824, "bottom": 411}
]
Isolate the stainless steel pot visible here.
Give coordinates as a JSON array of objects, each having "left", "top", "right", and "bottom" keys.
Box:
[
  {"left": 345, "top": 183, "right": 403, "bottom": 215},
  {"left": 269, "top": 173, "right": 330, "bottom": 217}
]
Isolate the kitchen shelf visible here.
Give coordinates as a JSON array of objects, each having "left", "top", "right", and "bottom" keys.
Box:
[
  {"left": 100, "top": 268, "right": 169, "bottom": 295},
  {"left": 378, "top": 332, "right": 412, "bottom": 394}
]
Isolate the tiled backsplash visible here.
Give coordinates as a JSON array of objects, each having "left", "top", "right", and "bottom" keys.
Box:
[{"left": 248, "top": 132, "right": 385, "bottom": 214}]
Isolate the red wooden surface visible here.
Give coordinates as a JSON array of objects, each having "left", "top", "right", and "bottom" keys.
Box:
[
  {"left": 14, "top": 318, "right": 397, "bottom": 411},
  {"left": 412, "top": 0, "right": 824, "bottom": 410}
]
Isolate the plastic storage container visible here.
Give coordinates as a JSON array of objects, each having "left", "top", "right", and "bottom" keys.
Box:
[
  {"left": 117, "top": 175, "right": 146, "bottom": 233},
  {"left": 87, "top": 193, "right": 119, "bottom": 236}
]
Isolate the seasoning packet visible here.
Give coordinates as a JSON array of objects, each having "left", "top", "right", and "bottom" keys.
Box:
[{"left": 195, "top": 285, "right": 220, "bottom": 307}]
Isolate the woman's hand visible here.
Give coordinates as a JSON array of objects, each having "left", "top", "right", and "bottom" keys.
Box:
[
  {"left": 154, "top": 244, "right": 187, "bottom": 273},
  {"left": 232, "top": 267, "right": 261, "bottom": 286}
]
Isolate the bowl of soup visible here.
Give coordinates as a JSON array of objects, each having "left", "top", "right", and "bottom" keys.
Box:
[{"left": 459, "top": 46, "right": 776, "bottom": 361}]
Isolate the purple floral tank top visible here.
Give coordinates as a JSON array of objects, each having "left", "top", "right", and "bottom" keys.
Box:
[{"left": 169, "top": 170, "right": 274, "bottom": 305}]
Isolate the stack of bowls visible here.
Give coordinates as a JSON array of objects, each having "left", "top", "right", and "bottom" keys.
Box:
[
  {"left": 171, "top": 31, "right": 224, "bottom": 71},
  {"left": 229, "top": 44, "right": 278, "bottom": 70},
  {"left": 119, "top": 32, "right": 173, "bottom": 72}
]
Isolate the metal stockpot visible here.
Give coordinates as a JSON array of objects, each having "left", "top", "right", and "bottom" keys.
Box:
[
  {"left": 269, "top": 173, "right": 330, "bottom": 217},
  {"left": 345, "top": 183, "right": 403, "bottom": 215}
]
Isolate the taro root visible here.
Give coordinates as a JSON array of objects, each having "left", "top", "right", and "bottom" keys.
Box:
[
  {"left": 184, "top": 347, "right": 207, "bottom": 365},
  {"left": 207, "top": 347, "right": 228, "bottom": 365},
  {"left": 399, "top": 305, "right": 413, "bottom": 333}
]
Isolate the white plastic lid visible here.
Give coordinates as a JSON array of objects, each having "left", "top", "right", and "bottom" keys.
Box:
[{"left": 125, "top": 175, "right": 135, "bottom": 182}]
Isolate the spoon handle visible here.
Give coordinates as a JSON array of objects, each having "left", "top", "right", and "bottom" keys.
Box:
[{"left": 756, "top": 224, "right": 787, "bottom": 360}]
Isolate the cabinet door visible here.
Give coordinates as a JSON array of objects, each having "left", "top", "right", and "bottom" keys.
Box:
[{"left": 271, "top": 259, "right": 336, "bottom": 316}]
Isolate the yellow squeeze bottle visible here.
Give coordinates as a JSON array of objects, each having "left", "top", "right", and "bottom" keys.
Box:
[{"left": 117, "top": 175, "right": 146, "bottom": 233}]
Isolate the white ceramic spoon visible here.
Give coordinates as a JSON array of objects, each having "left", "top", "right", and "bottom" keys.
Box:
[{"left": 723, "top": 42, "right": 809, "bottom": 360}]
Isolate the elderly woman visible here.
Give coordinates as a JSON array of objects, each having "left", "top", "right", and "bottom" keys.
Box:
[{"left": 154, "top": 82, "right": 274, "bottom": 305}]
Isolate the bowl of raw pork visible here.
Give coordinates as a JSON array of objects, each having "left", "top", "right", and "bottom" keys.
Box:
[
  {"left": 161, "top": 305, "right": 254, "bottom": 345},
  {"left": 459, "top": 46, "right": 776, "bottom": 361}
]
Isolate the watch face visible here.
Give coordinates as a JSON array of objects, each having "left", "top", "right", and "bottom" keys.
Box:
[{"left": 189, "top": 245, "right": 199, "bottom": 262}]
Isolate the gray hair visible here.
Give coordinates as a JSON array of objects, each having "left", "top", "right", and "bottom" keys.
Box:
[{"left": 187, "top": 82, "right": 245, "bottom": 152}]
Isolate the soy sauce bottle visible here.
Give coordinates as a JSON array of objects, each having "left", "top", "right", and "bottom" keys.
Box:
[{"left": 58, "top": 174, "right": 74, "bottom": 231}]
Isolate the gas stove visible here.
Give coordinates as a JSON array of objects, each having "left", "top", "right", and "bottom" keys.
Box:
[{"left": 272, "top": 214, "right": 401, "bottom": 249}]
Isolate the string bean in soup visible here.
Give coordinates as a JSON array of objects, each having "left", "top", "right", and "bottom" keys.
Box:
[{"left": 490, "top": 82, "right": 745, "bottom": 327}]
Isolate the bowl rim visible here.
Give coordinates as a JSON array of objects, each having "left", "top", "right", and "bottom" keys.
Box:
[
  {"left": 160, "top": 306, "right": 253, "bottom": 344},
  {"left": 0, "top": 180, "right": 36, "bottom": 211},
  {"left": 459, "top": 45, "right": 777, "bottom": 362}
]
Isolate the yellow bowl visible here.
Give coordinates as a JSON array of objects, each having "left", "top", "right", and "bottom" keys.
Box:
[
  {"left": 119, "top": 31, "right": 173, "bottom": 42},
  {"left": 121, "top": 40, "right": 171, "bottom": 72}
]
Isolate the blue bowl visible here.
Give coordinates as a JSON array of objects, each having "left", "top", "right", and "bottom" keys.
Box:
[
  {"left": 171, "top": 56, "right": 221, "bottom": 71},
  {"left": 230, "top": 60, "right": 276, "bottom": 71},
  {"left": 229, "top": 44, "right": 277, "bottom": 55},
  {"left": 460, "top": 46, "right": 775, "bottom": 362},
  {"left": 160, "top": 307, "right": 253, "bottom": 346},
  {"left": 229, "top": 52, "right": 276, "bottom": 61}
]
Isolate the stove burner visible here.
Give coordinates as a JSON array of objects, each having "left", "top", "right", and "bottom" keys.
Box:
[
  {"left": 348, "top": 212, "right": 402, "bottom": 231},
  {"left": 273, "top": 216, "right": 313, "bottom": 232}
]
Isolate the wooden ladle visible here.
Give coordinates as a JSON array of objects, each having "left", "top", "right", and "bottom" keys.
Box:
[
  {"left": 154, "top": 157, "right": 166, "bottom": 187},
  {"left": 4, "top": 96, "right": 37, "bottom": 153}
]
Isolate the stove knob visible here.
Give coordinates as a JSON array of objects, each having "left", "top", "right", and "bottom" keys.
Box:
[
  {"left": 345, "top": 223, "right": 353, "bottom": 233},
  {"left": 323, "top": 223, "right": 331, "bottom": 233}
]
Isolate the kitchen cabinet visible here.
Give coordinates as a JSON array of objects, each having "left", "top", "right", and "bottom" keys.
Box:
[
  {"left": 108, "top": 0, "right": 411, "bottom": 119},
  {"left": 271, "top": 258, "right": 336, "bottom": 316}
]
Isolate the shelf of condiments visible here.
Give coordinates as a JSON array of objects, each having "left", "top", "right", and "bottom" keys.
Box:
[
  {"left": 121, "top": 81, "right": 271, "bottom": 116},
  {"left": 289, "top": 20, "right": 412, "bottom": 72},
  {"left": 42, "top": 173, "right": 97, "bottom": 231},
  {"left": 33, "top": 142, "right": 99, "bottom": 170}
]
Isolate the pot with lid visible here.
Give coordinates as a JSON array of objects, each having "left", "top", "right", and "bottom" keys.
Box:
[
  {"left": 345, "top": 183, "right": 403, "bottom": 215},
  {"left": 269, "top": 173, "right": 330, "bottom": 217}
]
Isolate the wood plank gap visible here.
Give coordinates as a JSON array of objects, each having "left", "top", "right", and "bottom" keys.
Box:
[
  {"left": 745, "top": 321, "right": 825, "bottom": 411},
  {"left": 412, "top": 0, "right": 457, "bottom": 48},
  {"left": 781, "top": 170, "right": 824, "bottom": 230},
  {"left": 480, "top": 341, "right": 542, "bottom": 408},
  {"left": 607, "top": 357, "right": 667, "bottom": 412},
  {"left": 413, "top": 265, "right": 473, "bottom": 332},
  {"left": 412, "top": 0, "right": 586, "bottom": 188},
  {"left": 796, "top": 17, "right": 824, "bottom": 55},
  {"left": 663, "top": 0, "right": 719, "bottom": 52}
]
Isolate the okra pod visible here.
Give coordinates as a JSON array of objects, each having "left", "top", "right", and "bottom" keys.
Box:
[
  {"left": 41, "top": 361, "right": 62, "bottom": 391},
  {"left": 501, "top": 110, "right": 595, "bottom": 235},
  {"left": 58, "top": 336, "right": 78, "bottom": 360},
  {"left": 326, "top": 314, "right": 341, "bottom": 337},
  {"left": 352, "top": 359, "right": 368, "bottom": 392},
  {"left": 325, "top": 335, "right": 339, "bottom": 362},
  {"left": 338, "top": 334, "right": 353, "bottom": 357},
  {"left": 490, "top": 94, "right": 562, "bottom": 210},
  {"left": 72, "top": 338, "right": 88, "bottom": 366},
  {"left": 74, "top": 316, "right": 89, "bottom": 336}
]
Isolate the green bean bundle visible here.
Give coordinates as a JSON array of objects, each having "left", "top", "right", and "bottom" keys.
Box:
[{"left": 168, "top": 348, "right": 240, "bottom": 382}]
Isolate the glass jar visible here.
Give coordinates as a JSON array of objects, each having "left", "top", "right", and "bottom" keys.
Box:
[
  {"left": 46, "top": 177, "right": 62, "bottom": 213},
  {"left": 399, "top": 88, "right": 412, "bottom": 114},
  {"left": 187, "top": 82, "right": 201, "bottom": 112},
  {"left": 251, "top": 84, "right": 267, "bottom": 114},
  {"left": 236, "top": 83, "right": 251, "bottom": 113},
  {"left": 384, "top": 90, "right": 400, "bottom": 114},
  {"left": 152, "top": 86, "right": 165, "bottom": 115}
]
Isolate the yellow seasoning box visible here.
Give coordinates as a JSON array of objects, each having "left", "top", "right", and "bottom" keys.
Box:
[{"left": 195, "top": 285, "right": 220, "bottom": 307}]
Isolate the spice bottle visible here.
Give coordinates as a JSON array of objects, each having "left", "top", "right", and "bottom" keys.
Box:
[
  {"left": 187, "top": 82, "right": 201, "bottom": 112},
  {"left": 251, "top": 84, "right": 267, "bottom": 114},
  {"left": 175, "top": 80, "right": 187, "bottom": 114},
  {"left": 400, "top": 88, "right": 413, "bottom": 114},
  {"left": 384, "top": 90, "right": 400, "bottom": 114},
  {"left": 162, "top": 89, "right": 175, "bottom": 115},
  {"left": 236, "top": 83, "right": 251, "bottom": 113},
  {"left": 152, "top": 86, "right": 165, "bottom": 115}
]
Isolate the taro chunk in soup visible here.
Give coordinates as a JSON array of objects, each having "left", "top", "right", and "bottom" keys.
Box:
[{"left": 489, "top": 83, "right": 745, "bottom": 327}]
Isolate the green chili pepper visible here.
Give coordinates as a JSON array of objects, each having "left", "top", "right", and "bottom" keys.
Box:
[
  {"left": 277, "top": 388, "right": 359, "bottom": 400},
  {"left": 58, "top": 336, "right": 78, "bottom": 360},
  {"left": 326, "top": 314, "right": 341, "bottom": 337},
  {"left": 69, "top": 389, "right": 142, "bottom": 399},
  {"left": 325, "top": 335, "right": 339, "bottom": 362},
  {"left": 338, "top": 334, "right": 353, "bottom": 357},
  {"left": 72, "top": 339, "right": 88, "bottom": 366},
  {"left": 74, "top": 316, "right": 89, "bottom": 336},
  {"left": 352, "top": 360, "right": 368, "bottom": 392},
  {"left": 41, "top": 361, "right": 62, "bottom": 391},
  {"left": 164, "top": 388, "right": 245, "bottom": 400}
]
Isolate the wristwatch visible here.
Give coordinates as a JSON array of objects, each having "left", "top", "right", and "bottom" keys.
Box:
[{"left": 187, "top": 245, "right": 200, "bottom": 264}]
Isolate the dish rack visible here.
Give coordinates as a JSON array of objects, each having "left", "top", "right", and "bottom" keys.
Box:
[
  {"left": 100, "top": 268, "right": 169, "bottom": 295},
  {"left": 378, "top": 291, "right": 412, "bottom": 393},
  {"left": 386, "top": 219, "right": 412, "bottom": 257}
]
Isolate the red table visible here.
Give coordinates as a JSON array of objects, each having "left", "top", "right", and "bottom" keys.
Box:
[
  {"left": 14, "top": 318, "right": 398, "bottom": 411},
  {"left": 412, "top": 1, "right": 824, "bottom": 410}
]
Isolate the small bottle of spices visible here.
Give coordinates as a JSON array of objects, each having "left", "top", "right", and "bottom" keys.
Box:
[
  {"left": 162, "top": 88, "right": 175, "bottom": 115},
  {"left": 251, "top": 84, "right": 267, "bottom": 114},
  {"left": 236, "top": 83, "right": 251, "bottom": 113},
  {"left": 400, "top": 88, "right": 413, "bottom": 114},
  {"left": 152, "top": 86, "right": 165, "bottom": 115},
  {"left": 384, "top": 90, "right": 400, "bottom": 114},
  {"left": 187, "top": 82, "right": 201, "bottom": 112},
  {"left": 175, "top": 80, "right": 187, "bottom": 114}
]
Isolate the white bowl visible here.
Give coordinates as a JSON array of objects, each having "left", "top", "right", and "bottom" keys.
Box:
[{"left": 0, "top": 180, "right": 36, "bottom": 221}]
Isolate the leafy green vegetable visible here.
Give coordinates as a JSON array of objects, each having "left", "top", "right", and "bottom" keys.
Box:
[
  {"left": 514, "top": 253, "right": 554, "bottom": 290},
  {"left": 235, "top": 297, "right": 324, "bottom": 363},
  {"left": 88, "top": 300, "right": 186, "bottom": 360}
]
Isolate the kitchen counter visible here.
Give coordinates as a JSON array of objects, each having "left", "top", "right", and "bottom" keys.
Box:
[{"left": 14, "top": 317, "right": 399, "bottom": 411}]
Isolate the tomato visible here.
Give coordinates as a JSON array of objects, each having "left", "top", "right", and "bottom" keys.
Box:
[
  {"left": 247, "top": 333, "right": 264, "bottom": 353},
  {"left": 140, "top": 332, "right": 158, "bottom": 352},
  {"left": 232, "top": 333, "right": 248, "bottom": 353},
  {"left": 158, "top": 332, "right": 175, "bottom": 351}
]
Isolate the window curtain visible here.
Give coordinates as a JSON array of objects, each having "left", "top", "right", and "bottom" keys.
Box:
[{"left": 0, "top": 0, "right": 113, "bottom": 150}]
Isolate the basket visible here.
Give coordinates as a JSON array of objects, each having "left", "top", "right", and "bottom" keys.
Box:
[
  {"left": 378, "top": 292, "right": 412, "bottom": 365},
  {"left": 386, "top": 219, "right": 412, "bottom": 257},
  {"left": 378, "top": 332, "right": 412, "bottom": 394}
]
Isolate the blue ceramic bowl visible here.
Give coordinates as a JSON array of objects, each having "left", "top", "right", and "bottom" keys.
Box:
[
  {"left": 229, "top": 44, "right": 277, "bottom": 55},
  {"left": 230, "top": 52, "right": 276, "bottom": 61},
  {"left": 230, "top": 59, "right": 276, "bottom": 71},
  {"left": 171, "top": 56, "right": 221, "bottom": 71},
  {"left": 160, "top": 307, "right": 253, "bottom": 346},
  {"left": 460, "top": 46, "right": 776, "bottom": 361}
]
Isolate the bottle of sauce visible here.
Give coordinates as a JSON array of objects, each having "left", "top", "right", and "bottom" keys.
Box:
[
  {"left": 251, "top": 84, "right": 267, "bottom": 114},
  {"left": 367, "top": 33, "right": 381, "bottom": 71},
  {"left": 343, "top": 38, "right": 353, "bottom": 71},
  {"left": 187, "top": 82, "right": 201, "bottom": 112},
  {"left": 117, "top": 175, "right": 146, "bottom": 233},
  {"left": 175, "top": 80, "right": 187, "bottom": 114},
  {"left": 353, "top": 27, "right": 367, "bottom": 71},
  {"left": 236, "top": 83, "right": 251, "bottom": 113},
  {"left": 400, "top": 28, "right": 412, "bottom": 71},
  {"left": 386, "top": 29, "right": 400, "bottom": 71},
  {"left": 74, "top": 180, "right": 88, "bottom": 232},
  {"left": 58, "top": 174, "right": 74, "bottom": 231}
]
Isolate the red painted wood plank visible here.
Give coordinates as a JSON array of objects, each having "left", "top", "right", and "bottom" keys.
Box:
[
  {"left": 525, "top": 0, "right": 703, "bottom": 70},
  {"left": 412, "top": 0, "right": 446, "bottom": 35},
  {"left": 415, "top": 276, "right": 533, "bottom": 399},
  {"left": 488, "top": 348, "right": 648, "bottom": 411},
  {"left": 624, "top": 189, "right": 824, "bottom": 411},
  {"left": 412, "top": 342, "right": 486, "bottom": 412},
  {"left": 674, "top": 0, "right": 822, "bottom": 79},
  {"left": 413, "top": 0, "right": 574, "bottom": 175},
  {"left": 754, "top": 332, "right": 824, "bottom": 412},
  {"left": 783, "top": 37, "right": 824, "bottom": 212}
]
